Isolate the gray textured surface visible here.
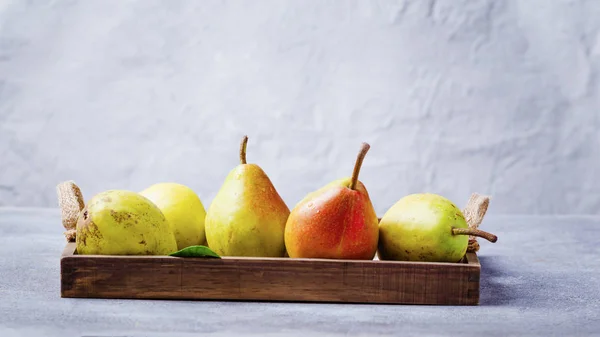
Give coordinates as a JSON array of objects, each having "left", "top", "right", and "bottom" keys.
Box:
[
  {"left": 2, "top": 0, "right": 600, "bottom": 214},
  {"left": 0, "top": 208, "right": 599, "bottom": 337}
]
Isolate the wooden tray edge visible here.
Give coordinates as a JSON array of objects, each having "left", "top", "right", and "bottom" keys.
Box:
[{"left": 60, "top": 243, "right": 481, "bottom": 306}]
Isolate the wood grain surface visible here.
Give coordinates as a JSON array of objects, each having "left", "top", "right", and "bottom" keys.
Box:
[{"left": 61, "top": 243, "right": 480, "bottom": 305}]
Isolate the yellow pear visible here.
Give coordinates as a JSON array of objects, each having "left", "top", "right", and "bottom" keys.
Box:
[
  {"left": 140, "top": 182, "right": 207, "bottom": 250},
  {"left": 76, "top": 190, "right": 177, "bottom": 255},
  {"left": 204, "top": 135, "right": 290, "bottom": 257}
]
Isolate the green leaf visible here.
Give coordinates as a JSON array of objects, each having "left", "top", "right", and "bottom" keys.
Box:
[{"left": 169, "top": 245, "right": 221, "bottom": 258}]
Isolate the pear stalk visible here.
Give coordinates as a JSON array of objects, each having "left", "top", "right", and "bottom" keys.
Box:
[
  {"left": 452, "top": 227, "right": 498, "bottom": 243},
  {"left": 350, "top": 142, "right": 370, "bottom": 190},
  {"left": 239, "top": 135, "right": 249, "bottom": 164}
]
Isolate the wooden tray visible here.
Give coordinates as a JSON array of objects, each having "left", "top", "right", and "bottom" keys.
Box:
[{"left": 60, "top": 242, "right": 481, "bottom": 305}]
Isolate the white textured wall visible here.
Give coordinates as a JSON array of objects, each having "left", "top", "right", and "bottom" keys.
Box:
[{"left": 1, "top": 0, "right": 600, "bottom": 215}]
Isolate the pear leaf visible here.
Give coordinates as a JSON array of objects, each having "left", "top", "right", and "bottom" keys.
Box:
[{"left": 169, "top": 245, "right": 221, "bottom": 258}]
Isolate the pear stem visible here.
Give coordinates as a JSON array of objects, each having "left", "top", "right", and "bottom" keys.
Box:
[
  {"left": 452, "top": 227, "right": 498, "bottom": 243},
  {"left": 350, "top": 142, "right": 370, "bottom": 190},
  {"left": 239, "top": 135, "right": 248, "bottom": 164}
]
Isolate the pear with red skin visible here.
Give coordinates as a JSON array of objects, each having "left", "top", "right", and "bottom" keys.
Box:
[{"left": 285, "top": 143, "right": 379, "bottom": 260}]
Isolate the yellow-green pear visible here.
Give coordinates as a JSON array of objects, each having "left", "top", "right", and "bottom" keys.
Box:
[
  {"left": 140, "top": 182, "right": 207, "bottom": 250},
  {"left": 76, "top": 190, "right": 177, "bottom": 255},
  {"left": 204, "top": 135, "right": 290, "bottom": 257},
  {"left": 378, "top": 193, "right": 497, "bottom": 263}
]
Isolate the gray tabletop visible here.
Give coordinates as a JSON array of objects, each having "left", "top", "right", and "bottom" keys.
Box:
[{"left": 1, "top": 208, "right": 599, "bottom": 337}]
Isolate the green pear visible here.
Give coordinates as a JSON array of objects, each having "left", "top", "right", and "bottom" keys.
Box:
[
  {"left": 76, "top": 190, "right": 178, "bottom": 255},
  {"left": 204, "top": 135, "right": 290, "bottom": 257},
  {"left": 140, "top": 182, "right": 207, "bottom": 250},
  {"left": 377, "top": 193, "right": 497, "bottom": 263}
]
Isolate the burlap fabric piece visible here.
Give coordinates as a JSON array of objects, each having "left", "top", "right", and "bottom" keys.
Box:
[
  {"left": 56, "top": 181, "right": 85, "bottom": 242},
  {"left": 462, "top": 193, "right": 491, "bottom": 253}
]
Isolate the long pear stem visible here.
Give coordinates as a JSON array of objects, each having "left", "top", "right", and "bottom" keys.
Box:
[
  {"left": 239, "top": 135, "right": 248, "bottom": 164},
  {"left": 452, "top": 227, "right": 498, "bottom": 243},
  {"left": 350, "top": 142, "right": 370, "bottom": 190}
]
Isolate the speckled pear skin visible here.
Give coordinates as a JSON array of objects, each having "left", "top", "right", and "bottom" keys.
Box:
[
  {"left": 284, "top": 177, "right": 379, "bottom": 260},
  {"left": 377, "top": 193, "right": 470, "bottom": 263},
  {"left": 204, "top": 163, "right": 290, "bottom": 257},
  {"left": 76, "top": 190, "right": 178, "bottom": 256}
]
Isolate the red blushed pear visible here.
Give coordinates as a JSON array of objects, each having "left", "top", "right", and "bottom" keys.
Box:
[{"left": 284, "top": 143, "right": 379, "bottom": 260}]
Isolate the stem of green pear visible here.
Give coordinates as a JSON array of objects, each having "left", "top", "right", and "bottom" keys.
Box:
[
  {"left": 350, "top": 142, "right": 370, "bottom": 190},
  {"left": 239, "top": 135, "right": 248, "bottom": 164},
  {"left": 452, "top": 227, "right": 498, "bottom": 243}
]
